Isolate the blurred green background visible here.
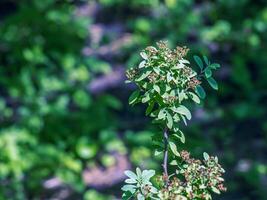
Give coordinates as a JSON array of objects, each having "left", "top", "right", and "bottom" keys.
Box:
[{"left": 0, "top": 0, "right": 266, "bottom": 199}]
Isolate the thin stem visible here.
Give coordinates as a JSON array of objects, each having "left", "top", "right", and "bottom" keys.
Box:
[{"left": 162, "top": 127, "right": 169, "bottom": 187}]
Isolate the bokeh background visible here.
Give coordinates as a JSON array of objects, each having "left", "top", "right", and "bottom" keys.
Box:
[{"left": 0, "top": 0, "right": 267, "bottom": 199}]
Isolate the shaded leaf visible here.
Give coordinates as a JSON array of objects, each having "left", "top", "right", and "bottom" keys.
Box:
[
  {"left": 194, "top": 55, "right": 203, "bottom": 70},
  {"left": 129, "top": 90, "right": 140, "bottom": 105},
  {"left": 195, "top": 85, "right": 206, "bottom": 99},
  {"left": 207, "top": 77, "right": 218, "bottom": 90}
]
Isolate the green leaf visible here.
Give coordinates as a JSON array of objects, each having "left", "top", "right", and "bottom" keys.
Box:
[
  {"left": 194, "top": 55, "right": 203, "bottom": 70},
  {"left": 122, "top": 191, "right": 134, "bottom": 200},
  {"left": 154, "top": 150, "right": 162, "bottom": 156},
  {"left": 140, "top": 52, "right": 148, "bottom": 60},
  {"left": 137, "top": 193, "right": 145, "bottom": 200},
  {"left": 158, "top": 109, "right": 166, "bottom": 119},
  {"left": 203, "top": 55, "right": 209, "bottom": 65},
  {"left": 169, "top": 142, "right": 180, "bottom": 157},
  {"left": 211, "top": 186, "right": 221, "bottom": 194},
  {"left": 141, "top": 92, "right": 150, "bottom": 103},
  {"left": 166, "top": 112, "right": 173, "bottom": 129},
  {"left": 135, "top": 70, "right": 151, "bottom": 81},
  {"left": 207, "top": 77, "right": 218, "bottom": 90},
  {"left": 128, "top": 90, "right": 140, "bottom": 105},
  {"left": 204, "top": 67, "right": 212, "bottom": 78},
  {"left": 195, "top": 85, "right": 206, "bottom": 99},
  {"left": 174, "top": 130, "right": 185, "bottom": 143},
  {"left": 142, "top": 170, "right": 155, "bottom": 181},
  {"left": 203, "top": 152, "right": 209, "bottom": 160},
  {"left": 188, "top": 92, "right": 200, "bottom": 104},
  {"left": 170, "top": 160, "right": 178, "bottom": 165},
  {"left": 153, "top": 85, "right": 160, "bottom": 94},
  {"left": 145, "top": 102, "right": 155, "bottom": 116},
  {"left": 172, "top": 105, "right": 191, "bottom": 120},
  {"left": 210, "top": 63, "right": 220, "bottom": 69},
  {"left": 138, "top": 60, "right": 146, "bottom": 68}
]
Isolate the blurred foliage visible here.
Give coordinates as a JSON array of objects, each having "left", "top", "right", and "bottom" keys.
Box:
[{"left": 0, "top": 0, "right": 266, "bottom": 199}]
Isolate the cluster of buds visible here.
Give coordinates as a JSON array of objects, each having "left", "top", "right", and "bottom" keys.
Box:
[
  {"left": 164, "top": 96, "right": 178, "bottom": 104},
  {"left": 145, "top": 46, "right": 158, "bottom": 56},
  {"left": 187, "top": 77, "right": 201, "bottom": 89},
  {"left": 126, "top": 68, "right": 138, "bottom": 81},
  {"left": 175, "top": 46, "right": 189, "bottom": 59}
]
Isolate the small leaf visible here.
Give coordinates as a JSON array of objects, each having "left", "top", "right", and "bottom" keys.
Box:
[
  {"left": 158, "top": 109, "right": 166, "bottom": 119},
  {"left": 166, "top": 112, "right": 173, "bottom": 129},
  {"left": 122, "top": 185, "right": 136, "bottom": 192},
  {"left": 137, "top": 193, "right": 145, "bottom": 200},
  {"left": 207, "top": 77, "right": 218, "bottom": 90},
  {"left": 174, "top": 130, "right": 185, "bottom": 143},
  {"left": 210, "top": 63, "right": 220, "bottom": 69},
  {"left": 203, "top": 55, "right": 209, "bottom": 65},
  {"left": 135, "top": 70, "right": 151, "bottom": 81},
  {"left": 211, "top": 186, "right": 221, "bottom": 194},
  {"left": 140, "top": 52, "right": 148, "bottom": 60},
  {"left": 195, "top": 85, "right": 206, "bottom": 99},
  {"left": 153, "top": 85, "right": 160, "bottom": 94},
  {"left": 154, "top": 150, "right": 162, "bottom": 156},
  {"left": 170, "top": 160, "right": 178, "bottom": 165},
  {"left": 142, "top": 170, "right": 155, "bottom": 181},
  {"left": 136, "top": 168, "right": 142, "bottom": 178},
  {"left": 172, "top": 105, "right": 191, "bottom": 120},
  {"left": 203, "top": 152, "right": 209, "bottom": 160},
  {"left": 129, "top": 90, "right": 140, "bottom": 105},
  {"left": 194, "top": 55, "right": 203, "bottom": 70},
  {"left": 138, "top": 60, "right": 146, "bottom": 68},
  {"left": 145, "top": 102, "right": 155, "bottom": 116},
  {"left": 125, "top": 178, "right": 137, "bottom": 184},
  {"left": 204, "top": 67, "right": 212, "bottom": 78},
  {"left": 169, "top": 142, "right": 180, "bottom": 157},
  {"left": 188, "top": 92, "right": 200, "bottom": 104},
  {"left": 124, "top": 170, "right": 137, "bottom": 180},
  {"left": 122, "top": 191, "right": 134, "bottom": 200}
]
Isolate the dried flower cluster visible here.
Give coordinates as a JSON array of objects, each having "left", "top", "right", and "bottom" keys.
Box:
[{"left": 157, "top": 151, "right": 226, "bottom": 200}]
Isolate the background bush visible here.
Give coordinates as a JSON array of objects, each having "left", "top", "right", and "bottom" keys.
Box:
[{"left": 0, "top": 0, "right": 266, "bottom": 199}]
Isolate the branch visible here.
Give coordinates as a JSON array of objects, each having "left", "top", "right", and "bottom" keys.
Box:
[{"left": 163, "top": 127, "right": 169, "bottom": 187}]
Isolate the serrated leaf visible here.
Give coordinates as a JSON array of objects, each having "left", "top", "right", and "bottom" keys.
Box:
[
  {"left": 129, "top": 90, "right": 140, "bottom": 105},
  {"left": 169, "top": 141, "right": 180, "bottom": 157},
  {"left": 145, "top": 102, "right": 154, "bottom": 116},
  {"left": 194, "top": 55, "right": 203, "bottom": 70},
  {"left": 188, "top": 92, "right": 200, "bottom": 104},
  {"left": 205, "top": 67, "right": 212, "bottom": 78},
  {"left": 195, "top": 85, "right": 206, "bottom": 99},
  {"left": 203, "top": 55, "right": 209, "bottom": 65},
  {"left": 207, "top": 77, "right": 218, "bottom": 90}
]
